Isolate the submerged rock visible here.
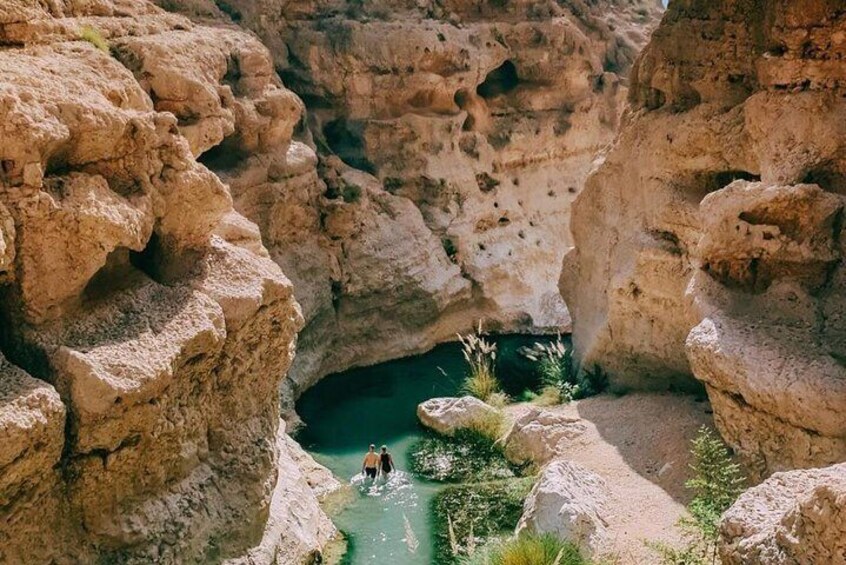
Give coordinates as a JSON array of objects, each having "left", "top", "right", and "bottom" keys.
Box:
[
  {"left": 516, "top": 460, "right": 609, "bottom": 558},
  {"left": 720, "top": 463, "right": 846, "bottom": 565},
  {"left": 417, "top": 395, "right": 499, "bottom": 436}
]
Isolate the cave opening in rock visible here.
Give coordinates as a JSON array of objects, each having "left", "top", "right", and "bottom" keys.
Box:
[
  {"left": 322, "top": 119, "right": 375, "bottom": 173},
  {"left": 476, "top": 60, "right": 519, "bottom": 99},
  {"left": 197, "top": 139, "right": 248, "bottom": 171},
  {"left": 802, "top": 169, "right": 846, "bottom": 195},
  {"left": 685, "top": 170, "right": 761, "bottom": 201}
]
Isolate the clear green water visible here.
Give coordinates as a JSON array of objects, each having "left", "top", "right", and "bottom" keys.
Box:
[{"left": 296, "top": 336, "right": 545, "bottom": 565}]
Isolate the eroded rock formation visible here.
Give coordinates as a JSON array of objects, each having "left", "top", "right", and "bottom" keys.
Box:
[
  {"left": 720, "top": 462, "right": 846, "bottom": 565},
  {"left": 155, "top": 0, "right": 663, "bottom": 402},
  {"left": 0, "top": 2, "right": 333, "bottom": 562},
  {"left": 562, "top": 0, "right": 846, "bottom": 477}
]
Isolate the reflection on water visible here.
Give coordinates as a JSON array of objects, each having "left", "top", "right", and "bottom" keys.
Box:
[{"left": 296, "top": 336, "right": 546, "bottom": 565}]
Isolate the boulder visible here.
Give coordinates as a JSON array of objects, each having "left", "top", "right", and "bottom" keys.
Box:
[
  {"left": 516, "top": 460, "right": 609, "bottom": 558},
  {"left": 417, "top": 396, "right": 498, "bottom": 436},
  {"left": 504, "top": 407, "right": 586, "bottom": 464},
  {"left": 720, "top": 463, "right": 846, "bottom": 565}
]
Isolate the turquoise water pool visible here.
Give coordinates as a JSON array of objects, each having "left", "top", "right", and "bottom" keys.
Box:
[{"left": 296, "top": 336, "right": 546, "bottom": 565}]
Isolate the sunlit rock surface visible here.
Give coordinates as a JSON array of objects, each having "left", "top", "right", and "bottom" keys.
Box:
[
  {"left": 720, "top": 462, "right": 846, "bottom": 565},
  {"left": 562, "top": 0, "right": 846, "bottom": 477},
  {"left": 155, "top": 0, "right": 663, "bottom": 401},
  {"left": 0, "top": 2, "right": 332, "bottom": 562}
]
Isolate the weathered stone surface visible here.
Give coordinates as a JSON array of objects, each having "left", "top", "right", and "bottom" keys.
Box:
[
  {"left": 561, "top": 0, "right": 846, "bottom": 475},
  {"left": 504, "top": 406, "right": 586, "bottom": 465},
  {"left": 0, "top": 354, "right": 70, "bottom": 564},
  {"left": 720, "top": 463, "right": 846, "bottom": 565},
  {"left": 0, "top": 2, "right": 325, "bottom": 562},
  {"left": 226, "top": 425, "right": 337, "bottom": 565},
  {"left": 417, "top": 395, "right": 499, "bottom": 436},
  {"left": 516, "top": 460, "right": 609, "bottom": 558},
  {"left": 155, "top": 0, "right": 662, "bottom": 400}
]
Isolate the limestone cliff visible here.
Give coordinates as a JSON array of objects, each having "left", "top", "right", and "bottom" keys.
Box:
[
  {"left": 0, "top": 2, "right": 333, "bottom": 562},
  {"left": 155, "top": 0, "right": 663, "bottom": 400},
  {"left": 562, "top": 0, "right": 846, "bottom": 478}
]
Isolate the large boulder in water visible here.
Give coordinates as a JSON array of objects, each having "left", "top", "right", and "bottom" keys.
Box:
[
  {"left": 516, "top": 460, "right": 609, "bottom": 557},
  {"left": 417, "top": 396, "right": 498, "bottom": 436},
  {"left": 719, "top": 462, "right": 846, "bottom": 565}
]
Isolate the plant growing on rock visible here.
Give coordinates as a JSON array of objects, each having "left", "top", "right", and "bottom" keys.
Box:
[
  {"left": 79, "top": 26, "right": 109, "bottom": 53},
  {"left": 459, "top": 322, "right": 500, "bottom": 402},
  {"left": 649, "top": 426, "right": 746, "bottom": 565}
]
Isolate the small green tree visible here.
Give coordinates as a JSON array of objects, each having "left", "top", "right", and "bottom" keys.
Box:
[{"left": 650, "top": 426, "right": 746, "bottom": 564}]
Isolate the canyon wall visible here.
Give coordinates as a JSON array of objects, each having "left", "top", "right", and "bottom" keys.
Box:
[
  {"left": 157, "top": 0, "right": 663, "bottom": 401},
  {"left": 0, "top": 2, "right": 333, "bottom": 562},
  {"left": 562, "top": 0, "right": 846, "bottom": 478}
]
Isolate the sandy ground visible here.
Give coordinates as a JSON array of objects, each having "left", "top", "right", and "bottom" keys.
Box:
[{"left": 508, "top": 392, "right": 715, "bottom": 564}]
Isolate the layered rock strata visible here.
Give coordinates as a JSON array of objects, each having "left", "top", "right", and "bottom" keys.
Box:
[
  {"left": 0, "top": 2, "right": 332, "bottom": 562},
  {"left": 156, "top": 0, "right": 663, "bottom": 399},
  {"left": 562, "top": 0, "right": 846, "bottom": 476}
]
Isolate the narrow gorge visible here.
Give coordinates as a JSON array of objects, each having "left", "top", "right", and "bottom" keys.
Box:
[{"left": 0, "top": 0, "right": 844, "bottom": 564}]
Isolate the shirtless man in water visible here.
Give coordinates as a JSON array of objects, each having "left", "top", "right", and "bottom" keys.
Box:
[{"left": 361, "top": 444, "right": 379, "bottom": 479}]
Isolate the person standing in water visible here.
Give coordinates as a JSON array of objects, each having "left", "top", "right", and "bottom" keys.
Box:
[
  {"left": 361, "top": 444, "right": 380, "bottom": 480},
  {"left": 379, "top": 445, "right": 394, "bottom": 477}
]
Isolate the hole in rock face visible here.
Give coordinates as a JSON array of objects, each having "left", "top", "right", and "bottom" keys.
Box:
[
  {"left": 198, "top": 139, "right": 248, "bottom": 172},
  {"left": 129, "top": 232, "right": 200, "bottom": 285},
  {"left": 322, "top": 119, "right": 374, "bottom": 173},
  {"left": 84, "top": 247, "right": 140, "bottom": 302},
  {"left": 685, "top": 170, "right": 761, "bottom": 201},
  {"left": 223, "top": 55, "right": 242, "bottom": 93},
  {"left": 801, "top": 169, "right": 846, "bottom": 195},
  {"left": 476, "top": 60, "right": 519, "bottom": 99}
]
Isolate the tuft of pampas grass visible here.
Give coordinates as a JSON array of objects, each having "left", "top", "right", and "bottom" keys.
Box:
[{"left": 459, "top": 321, "right": 500, "bottom": 401}]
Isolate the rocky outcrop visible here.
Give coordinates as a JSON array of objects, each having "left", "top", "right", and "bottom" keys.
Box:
[
  {"left": 504, "top": 406, "right": 586, "bottom": 465},
  {"left": 0, "top": 2, "right": 333, "bottom": 562},
  {"left": 154, "top": 0, "right": 663, "bottom": 399},
  {"left": 516, "top": 460, "right": 609, "bottom": 558},
  {"left": 720, "top": 462, "right": 846, "bottom": 565},
  {"left": 417, "top": 395, "right": 499, "bottom": 435},
  {"left": 561, "top": 0, "right": 846, "bottom": 476}
]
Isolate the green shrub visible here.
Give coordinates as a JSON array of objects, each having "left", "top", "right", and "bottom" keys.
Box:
[
  {"left": 463, "top": 533, "right": 588, "bottom": 565},
  {"left": 523, "top": 336, "right": 579, "bottom": 402},
  {"left": 433, "top": 478, "right": 535, "bottom": 563},
  {"left": 79, "top": 26, "right": 109, "bottom": 53},
  {"left": 580, "top": 365, "right": 609, "bottom": 397},
  {"left": 459, "top": 324, "right": 501, "bottom": 402},
  {"left": 522, "top": 337, "right": 609, "bottom": 404},
  {"left": 649, "top": 426, "right": 746, "bottom": 565},
  {"left": 341, "top": 184, "right": 362, "bottom": 203}
]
